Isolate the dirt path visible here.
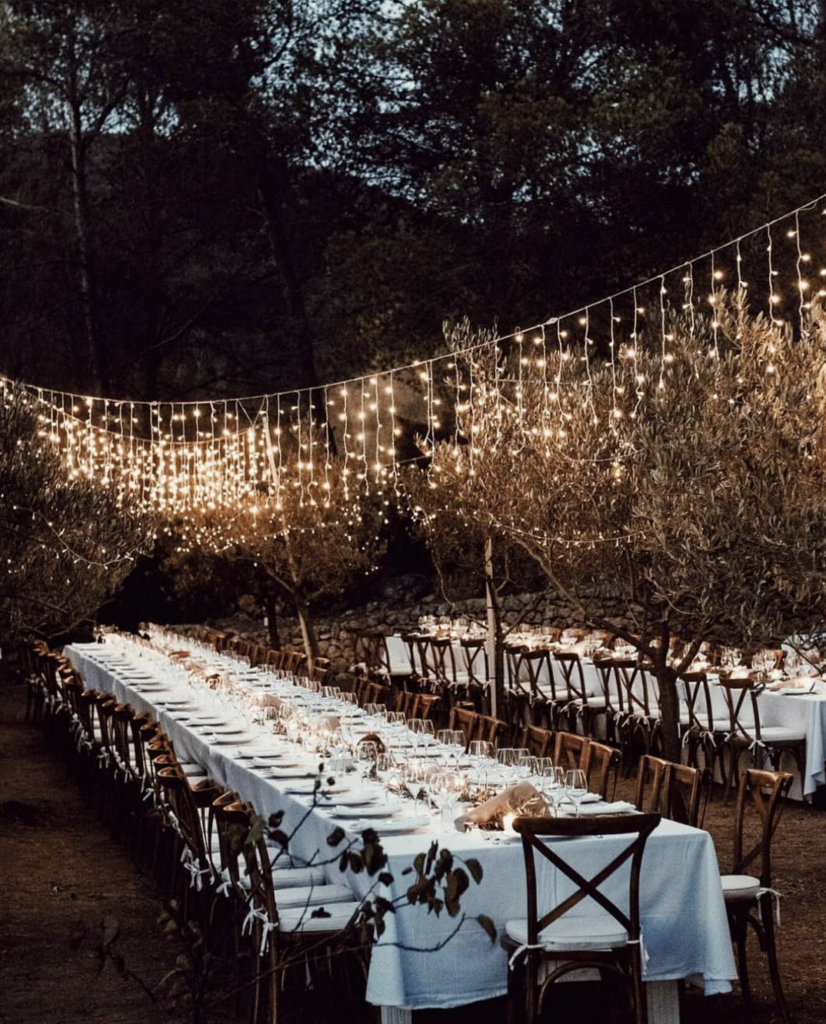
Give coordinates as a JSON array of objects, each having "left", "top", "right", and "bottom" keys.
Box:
[{"left": 0, "top": 674, "right": 185, "bottom": 1024}]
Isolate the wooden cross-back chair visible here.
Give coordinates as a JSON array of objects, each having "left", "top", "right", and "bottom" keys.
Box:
[
  {"left": 665, "top": 763, "right": 711, "bottom": 828},
  {"left": 554, "top": 731, "right": 591, "bottom": 774},
  {"left": 717, "top": 678, "right": 805, "bottom": 792},
  {"left": 553, "top": 651, "right": 594, "bottom": 732},
  {"left": 516, "top": 725, "right": 554, "bottom": 759},
  {"left": 635, "top": 754, "right": 670, "bottom": 815},
  {"left": 679, "top": 671, "right": 729, "bottom": 785},
  {"left": 415, "top": 693, "right": 441, "bottom": 722},
  {"left": 586, "top": 741, "right": 620, "bottom": 801},
  {"left": 448, "top": 707, "right": 478, "bottom": 746},
  {"left": 230, "top": 800, "right": 369, "bottom": 1024},
  {"left": 722, "top": 769, "right": 793, "bottom": 1024},
  {"left": 503, "top": 813, "right": 662, "bottom": 1024},
  {"left": 475, "top": 714, "right": 507, "bottom": 749},
  {"left": 460, "top": 638, "right": 489, "bottom": 705}
]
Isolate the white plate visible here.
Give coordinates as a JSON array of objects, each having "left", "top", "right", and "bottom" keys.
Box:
[
  {"left": 212, "top": 735, "right": 256, "bottom": 745},
  {"left": 265, "top": 767, "right": 321, "bottom": 779},
  {"left": 347, "top": 815, "right": 431, "bottom": 834},
  {"left": 334, "top": 801, "right": 405, "bottom": 818},
  {"left": 323, "top": 791, "right": 380, "bottom": 807}
]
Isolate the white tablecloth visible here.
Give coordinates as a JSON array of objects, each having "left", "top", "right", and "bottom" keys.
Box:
[
  {"left": 759, "top": 690, "right": 826, "bottom": 797},
  {"left": 64, "top": 640, "right": 736, "bottom": 1010}
]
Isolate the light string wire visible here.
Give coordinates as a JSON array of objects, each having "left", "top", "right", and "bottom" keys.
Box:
[{"left": 3, "top": 188, "right": 826, "bottom": 523}]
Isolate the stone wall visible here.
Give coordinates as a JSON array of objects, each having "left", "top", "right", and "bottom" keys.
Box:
[{"left": 200, "top": 585, "right": 634, "bottom": 674}]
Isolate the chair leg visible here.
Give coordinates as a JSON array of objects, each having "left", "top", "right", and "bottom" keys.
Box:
[
  {"left": 762, "top": 901, "right": 792, "bottom": 1024},
  {"left": 732, "top": 913, "right": 753, "bottom": 1010}
]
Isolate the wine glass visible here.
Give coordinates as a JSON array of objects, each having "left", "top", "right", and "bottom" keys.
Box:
[
  {"left": 564, "top": 769, "right": 588, "bottom": 818},
  {"left": 469, "top": 740, "right": 494, "bottom": 762},
  {"left": 357, "top": 741, "right": 378, "bottom": 790},
  {"left": 417, "top": 719, "right": 435, "bottom": 750}
]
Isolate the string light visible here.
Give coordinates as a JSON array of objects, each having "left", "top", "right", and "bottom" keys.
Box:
[{"left": 3, "top": 190, "right": 826, "bottom": 545}]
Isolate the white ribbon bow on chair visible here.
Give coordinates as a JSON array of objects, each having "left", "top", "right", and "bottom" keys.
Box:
[
  {"left": 180, "top": 846, "right": 212, "bottom": 891},
  {"left": 755, "top": 887, "right": 783, "bottom": 926},
  {"left": 242, "top": 903, "right": 277, "bottom": 955}
]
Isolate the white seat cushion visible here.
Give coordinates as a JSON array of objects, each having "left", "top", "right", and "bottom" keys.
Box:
[
  {"left": 278, "top": 901, "right": 362, "bottom": 933},
  {"left": 276, "top": 883, "right": 354, "bottom": 909},
  {"left": 179, "top": 762, "right": 208, "bottom": 777},
  {"left": 755, "top": 727, "right": 805, "bottom": 742},
  {"left": 270, "top": 866, "right": 326, "bottom": 889},
  {"left": 506, "top": 914, "right": 628, "bottom": 951},
  {"left": 721, "top": 874, "right": 761, "bottom": 902}
]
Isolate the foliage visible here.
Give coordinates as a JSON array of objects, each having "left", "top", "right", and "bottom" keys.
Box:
[
  {"left": 423, "top": 301, "right": 826, "bottom": 757},
  {"left": 176, "top": 452, "right": 388, "bottom": 656},
  {"left": 0, "top": 384, "right": 156, "bottom": 640},
  {"left": 4, "top": 2, "right": 826, "bottom": 403}
]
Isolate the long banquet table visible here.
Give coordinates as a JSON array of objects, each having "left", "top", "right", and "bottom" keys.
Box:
[{"left": 64, "top": 637, "right": 736, "bottom": 1022}]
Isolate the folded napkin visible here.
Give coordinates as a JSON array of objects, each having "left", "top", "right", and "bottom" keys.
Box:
[
  {"left": 455, "top": 783, "right": 549, "bottom": 832},
  {"left": 571, "top": 800, "right": 637, "bottom": 817}
]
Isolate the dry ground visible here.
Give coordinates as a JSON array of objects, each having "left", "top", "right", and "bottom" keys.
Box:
[{"left": 1, "top": 671, "right": 824, "bottom": 1024}]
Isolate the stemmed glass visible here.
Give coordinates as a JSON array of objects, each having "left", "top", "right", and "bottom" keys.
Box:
[
  {"left": 430, "top": 770, "right": 461, "bottom": 832},
  {"left": 357, "top": 741, "right": 378, "bottom": 791},
  {"left": 564, "top": 769, "right": 588, "bottom": 818}
]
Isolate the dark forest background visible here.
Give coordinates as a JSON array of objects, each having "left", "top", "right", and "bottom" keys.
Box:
[{"left": 2, "top": 0, "right": 826, "bottom": 405}]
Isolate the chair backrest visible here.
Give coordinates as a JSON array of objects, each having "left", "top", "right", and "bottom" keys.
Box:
[
  {"left": 717, "top": 677, "right": 760, "bottom": 737},
  {"left": 606, "top": 659, "right": 639, "bottom": 717},
  {"left": 679, "top": 672, "right": 712, "bottom": 732},
  {"left": 448, "top": 706, "right": 478, "bottom": 742},
  {"left": 635, "top": 754, "right": 670, "bottom": 814},
  {"left": 461, "top": 638, "right": 488, "bottom": 686},
  {"left": 516, "top": 725, "right": 554, "bottom": 758},
  {"left": 625, "top": 663, "right": 658, "bottom": 717},
  {"left": 476, "top": 714, "right": 507, "bottom": 748},
  {"left": 664, "top": 763, "right": 711, "bottom": 829},
  {"left": 732, "top": 768, "right": 792, "bottom": 886},
  {"left": 513, "top": 813, "right": 661, "bottom": 964},
  {"left": 157, "top": 767, "right": 222, "bottom": 868},
  {"left": 521, "top": 649, "right": 559, "bottom": 701},
  {"left": 554, "top": 731, "right": 590, "bottom": 773},
  {"left": 417, "top": 693, "right": 441, "bottom": 722},
  {"left": 586, "top": 741, "right": 620, "bottom": 801},
  {"left": 384, "top": 635, "right": 415, "bottom": 676},
  {"left": 553, "top": 651, "right": 588, "bottom": 702}
]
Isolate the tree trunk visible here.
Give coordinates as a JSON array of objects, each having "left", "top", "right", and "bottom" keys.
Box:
[
  {"left": 484, "top": 537, "right": 506, "bottom": 718},
  {"left": 264, "top": 590, "right": 280, "bottom": 649},
  {"left": 68, "top": 111, "right": 103, "bottom": 393},
  {"left": 294, "top": 596, "right": 320, "bottom": 665},
  {"left": 656, "top": 664, "right": 682, "bottom": 763}
]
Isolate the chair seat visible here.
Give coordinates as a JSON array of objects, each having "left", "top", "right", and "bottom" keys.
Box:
[
  {"left": 271, "top": 866, "right": 327, "bottom": 889},
  {"left": 721, "top": 874, "right": 761, "bottom": 902},
  {"left": 276, "top": 883, "right": 354, "bottom": 909},
  {"left": 733, "top": 727, "right": 805, "bottom": 744},
  {"left": 278, "top": 901, "right": 362, "bottom": 933},
  {"left": 235, "top": 865, "right": 326, "bottom": 890},
  {"left": 506, "top": 914, "right": 629, "bottom": 951},
  {"left": 179, "top": 761, "right": 208, "bottom": 777}
]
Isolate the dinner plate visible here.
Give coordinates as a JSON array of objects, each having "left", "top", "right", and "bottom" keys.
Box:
[
  {"left": 346, "top": 815, "right": 430, "bottom": 834},
  {"left": 333, "top": 801, "right": 405, "bottom": 818},
  {"left": 323, "top": 791, "right": 381, "bottom": 807},
  {"left": 284, "top": 783, "right": 351, "bottom": 796},
  {"left": 212, "top": 735, "right": 256, "bottom": 745},
  {"left": 198, "top": 724, "right": 248, "bottom": 735},
  {"left": 265, "top": 767, "right": 321, "bottom": 779}
]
